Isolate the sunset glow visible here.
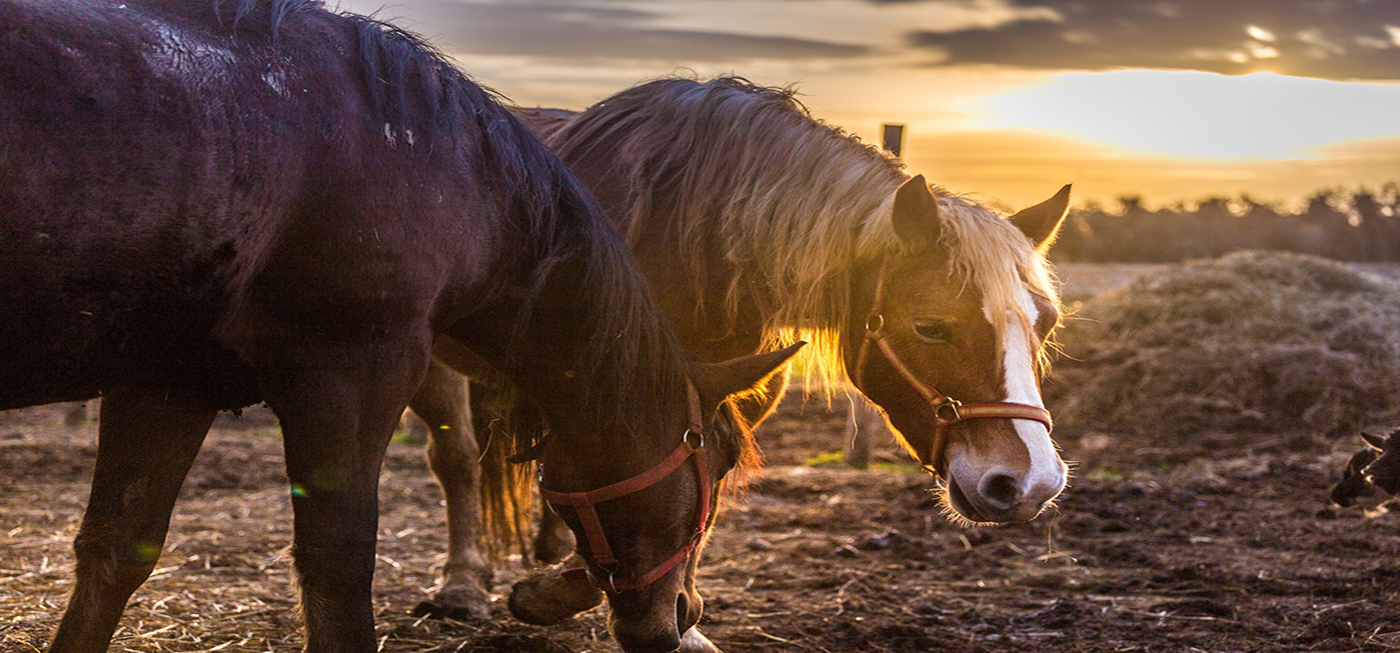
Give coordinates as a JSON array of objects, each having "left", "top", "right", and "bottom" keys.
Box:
[
  {"left": 977, "top": 71, "right": 1400, "bottom": 161},
  {"left": 336, "top": 0, "right": 1400, "bottom": 208}
]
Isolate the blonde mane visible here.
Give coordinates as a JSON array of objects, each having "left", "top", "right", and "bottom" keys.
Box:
[{"left": 550, "top": 76, "right": 1059, "bottom": 391}]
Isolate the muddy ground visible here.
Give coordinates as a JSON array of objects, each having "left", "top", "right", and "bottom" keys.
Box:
[{"left": 3, "top": 264, "right": 1400, "bottom": 653}]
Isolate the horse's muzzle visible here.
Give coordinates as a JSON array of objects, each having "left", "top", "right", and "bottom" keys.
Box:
[
  {"left": 607, "top": 572, "right": 703, "bottom": 653},
  {"left": 946, "top": 459, "right": 1065, "bottom": 523}
]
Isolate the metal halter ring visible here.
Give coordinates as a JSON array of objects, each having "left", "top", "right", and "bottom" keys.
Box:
[
  {"left": 864, "top": 312, "right": 885, "bottom": 335},
  {"left": 683, "top": 428, "right": 704, "bottom": 449},
  {"left": 594, "top": 564, "right": 619, "bottom": 595},
  {"left": 931, "top": 397, "right": 963, "bottom": 423}
]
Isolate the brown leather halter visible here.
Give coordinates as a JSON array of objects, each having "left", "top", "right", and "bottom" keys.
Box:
[
  {"left": 542, "top": 383, "right": 712, "bottom": 593},
  {"left": 852, "top": 264, "right": 1053, "bottom": 476}
]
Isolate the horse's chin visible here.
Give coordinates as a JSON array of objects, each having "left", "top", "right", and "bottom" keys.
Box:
[{"left": 944, "top": 476, "right": 991, "bottom": 524}]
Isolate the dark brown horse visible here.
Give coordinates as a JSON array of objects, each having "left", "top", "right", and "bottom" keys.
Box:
[
  {"left": 412, "top": 78, "right": 1074, "bottom": 650},
  {"left": 1, "top": 4, "right": 794, "bottom": 652},
  {"left": 1333, "top": 427, "right": 1400, "bottom": 506}
]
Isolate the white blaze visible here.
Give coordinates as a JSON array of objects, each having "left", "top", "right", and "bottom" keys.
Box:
[{"left": 990, "top": 288, "right": 1065, "bottom": 497}]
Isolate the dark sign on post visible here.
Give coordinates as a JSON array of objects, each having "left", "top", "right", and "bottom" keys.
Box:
[{"left": 881, "top": 123, "right": 905, "bottom": 158}]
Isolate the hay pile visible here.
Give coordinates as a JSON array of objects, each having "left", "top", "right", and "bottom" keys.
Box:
[{"left": 1047, "top": 251, "right": 1400, "bottom": 440}]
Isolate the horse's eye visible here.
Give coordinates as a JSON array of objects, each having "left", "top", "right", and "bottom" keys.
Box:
[{"left": 912, "top": 319, "right": 953, "bottom": 343}]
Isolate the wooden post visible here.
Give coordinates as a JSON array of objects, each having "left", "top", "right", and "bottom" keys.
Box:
[
  {"left": 881, "top": 123, "right": 905, "bottom": 159},
  {"left": 843, "top": 395, "right": 886, "bottom": 470}
]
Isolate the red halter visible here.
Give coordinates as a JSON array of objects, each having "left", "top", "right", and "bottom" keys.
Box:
[
  {"left": 852, "top": 266, "right": 1053, "bottom": 476},
  {"left": 542, "top": 383, "right": 712, "bottom": 593}
]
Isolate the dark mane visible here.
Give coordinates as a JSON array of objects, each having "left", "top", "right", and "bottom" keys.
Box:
[
  {"left": 337, "top": 8, "right": 688, "bottom": 435},
  {"left": 221, "top": 0, "right": 319, "bottom": 34},
  {"left": 181, "top": 0, "right": 685, "bottom": 437}
]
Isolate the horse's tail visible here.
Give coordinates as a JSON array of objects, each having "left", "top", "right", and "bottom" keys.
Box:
[{"left": 473, "top": 381, "right": 537, "bottom": 561}]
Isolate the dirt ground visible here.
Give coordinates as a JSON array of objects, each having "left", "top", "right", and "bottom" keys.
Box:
[{"left": 4, "top": 264, "right": 1400, "bottom": 653}]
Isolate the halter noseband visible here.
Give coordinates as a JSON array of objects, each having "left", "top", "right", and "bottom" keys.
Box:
[
  {"left": 541, "top": 382, "right": 711, "bottom": 593},
  {"left": 852, "top": 264, "right": 1053, "bottom": 476}
]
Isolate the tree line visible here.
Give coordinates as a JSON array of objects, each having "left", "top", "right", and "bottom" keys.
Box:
[{"left": 1051, "top": 184, "right": 1400, "bottom": 263}]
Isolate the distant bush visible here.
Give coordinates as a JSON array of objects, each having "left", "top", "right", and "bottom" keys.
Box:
[{"left": 1053, "top": 184, "right": 1400, "bottom": 263}]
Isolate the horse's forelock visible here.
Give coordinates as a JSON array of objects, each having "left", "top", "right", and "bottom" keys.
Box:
[
  {"left": 854, "top": 192, "right": 1060, "bottom": 375},
  {"left": 930, "top": 197, "right": 1061, "bottom": 374}
]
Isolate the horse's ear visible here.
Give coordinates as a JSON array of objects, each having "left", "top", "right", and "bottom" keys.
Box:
[
  {"left": 690, "top": 342, "right": 806, "bottom": 406},
  {"left": 1010, "top": 184, "right": 1072, "bottom": 253},
  {"left": 891, "top": 175, "right": 940, "bottom": 253},
  {"left": 1360, "top": 427, "right": 1391, "bottom": 451}
]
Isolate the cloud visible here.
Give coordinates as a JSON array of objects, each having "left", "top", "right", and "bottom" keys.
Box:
[
  {"left": 359, "top": 0, "right": 869, "bottom": 63},
  {"left": 903, "top": 0, "right": 1400, "bottom": 80}
]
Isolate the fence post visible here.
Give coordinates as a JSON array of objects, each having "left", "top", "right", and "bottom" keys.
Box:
[{"left": 881, "top": 123, "right": 905, "bottom": 159}]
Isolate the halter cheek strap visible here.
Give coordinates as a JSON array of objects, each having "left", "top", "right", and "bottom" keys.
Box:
[
  {"left": 852, "top": 266, "right": 1053, "bottom": 476},
  {"left": 541, "top": 383, "right": 711, "bottom": 593}
]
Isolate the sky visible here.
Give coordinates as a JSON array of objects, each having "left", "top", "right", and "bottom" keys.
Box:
[{"left": 333, "top": 0, "right": 1400, "bottom": 210}]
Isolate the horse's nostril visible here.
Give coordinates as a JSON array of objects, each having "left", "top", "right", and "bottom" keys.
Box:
[{"left": 980, "top": 472, "right": 1022, "bottom": 511}]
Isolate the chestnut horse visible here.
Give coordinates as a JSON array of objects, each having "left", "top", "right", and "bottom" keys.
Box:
[
  {"left": 413, "top": 78, "right": 1073, "bottom": 648},
  {"left": 1, "top": 5, "right": 793, "bottom": 652}
]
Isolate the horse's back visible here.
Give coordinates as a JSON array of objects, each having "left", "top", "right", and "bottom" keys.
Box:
[
  {"left": 0, "top": 0, "right": 340, "bottom": 239},
  {"left": 0, "top": 0, "right": 485, "bottom": 410}
]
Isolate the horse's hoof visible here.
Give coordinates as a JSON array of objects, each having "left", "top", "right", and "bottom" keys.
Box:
[
  {"left": 507, "top": 564, "right": 603, "bottom": 626},
  {"left": 680, "top": 627, "right": 722, "bottom": 653},
  {"left": 412, "top": 582, "right": 494, "bottom": 621}
]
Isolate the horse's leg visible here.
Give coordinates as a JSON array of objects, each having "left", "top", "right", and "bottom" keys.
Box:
[
  {"left": 49, "top": 390, "right": 215, "bottom": 653},
  {"left": 409, "top": 358, "right": 493, "bottom": 621},
  {"left": 259, "top": 339, "right": 428, "bottom": 653},
  {"left": 461, "top": 377, "right": 567, "bottom": 564},
  {"left": 533, "top": 500, "right": 575, "bottom": 565}
]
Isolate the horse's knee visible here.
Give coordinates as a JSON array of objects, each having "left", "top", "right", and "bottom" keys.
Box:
[
  {"left": 284, "top": 488, "right": 382, "bottom": 591},
  {"left": 533, "top": 509, "right": 575, "bottom": 565},
  {"left": 70, "top": 533, "right": 160, "bottom": 597},
  {"left": 427, "top": 434, "right": 480, "bottom": 483}
]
